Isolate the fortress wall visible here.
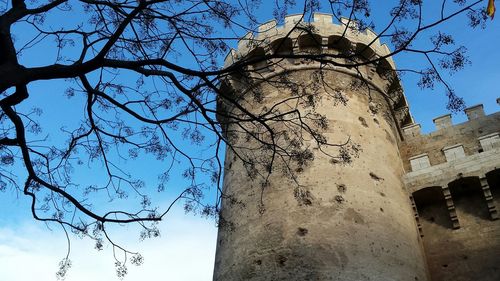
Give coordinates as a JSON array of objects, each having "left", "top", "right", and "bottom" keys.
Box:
[
  {"left": 401, "top": 107, "right": 500, "bottom": 174},
  {"left": 214, "top": 12, "right": 436, "bottom": 281},
  {"left": 401, "top": 102, "right": 500, "bottom": 281},
  {"left": 214, "top": 69, "right": 428, "bottom": 281},
  {"left": 416, "top": 196, "right": 500, "bottom": 281},
  {"left": 214, "top": 10, "right": 500, "bottom": 281}
]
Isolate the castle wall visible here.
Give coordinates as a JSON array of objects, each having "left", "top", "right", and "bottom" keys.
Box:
[
  {"left": 401, "top": 111, "right": 500, "bottom": 174},
  {"left": 214, "top": 10, "right": 500, "bottom": 281},
  {"left": 215, "top": 9, "right": 500, "bottom": 280},
  {"left": 401, "top": 106, "right": 500, "bottom": 281},
  {"left": 214, "top": 67, "right": 428, "bottom": 281}
]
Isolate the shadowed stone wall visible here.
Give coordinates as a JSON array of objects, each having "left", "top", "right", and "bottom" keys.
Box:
[{"left": 402, "top": 104, "right": 500, "bottom": 281}]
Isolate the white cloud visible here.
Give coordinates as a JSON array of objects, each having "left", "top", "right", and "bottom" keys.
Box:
[{"left": 0, "top": 210, "right": 217, "bottom": 281}]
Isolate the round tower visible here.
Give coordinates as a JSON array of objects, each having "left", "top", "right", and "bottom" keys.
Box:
[{"left": 214, "top": 13, "right": 428, "bottom": 281}]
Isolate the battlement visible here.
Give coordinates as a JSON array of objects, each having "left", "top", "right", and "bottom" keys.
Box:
[
  {"left": 221, "top": 13, "right": 414, "bottom": 130},
  {"left": 401, "top": 97, "right": 500, "bottom": 178},
  {"left": 224, "top": 13, "right": 396, "bottom": 71},
  {"left": 402, "top": 99, "right": 500, "bottom": 137}
]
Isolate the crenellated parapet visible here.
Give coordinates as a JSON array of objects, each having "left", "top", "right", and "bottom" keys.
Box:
[
  {"left": 401, "top": 98, "right": 500, "bottom": 177},
  {"left": 402, "top": 100, "right": 500, "bottom": 138},
  {"left": 221, "top": 13, "right": 413, "bottom": 130},
  {"left": 224, "top": 13, "right": 395, "bottom": 69}
]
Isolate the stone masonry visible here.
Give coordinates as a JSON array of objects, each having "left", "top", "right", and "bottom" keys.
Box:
[
  {"left": 213, "top": 13, "right": 500, "bottom": 281},
  {"left": 402, "top": 102, "right": 500, "bottom": 281}
]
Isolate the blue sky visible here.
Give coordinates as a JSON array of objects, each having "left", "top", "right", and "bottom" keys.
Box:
[{"left": 1, "top": 1, "right": 499, "bottom": 280}]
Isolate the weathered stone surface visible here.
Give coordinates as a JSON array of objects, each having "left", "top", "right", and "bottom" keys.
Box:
[
  {"left": 214, "top": 12, "right": 500, "bottom": 281},
  {"left": 215, "top": 70, "right": 427, "bottom": 280},
  {"left": 402, "top": 109, "right": 500, "bottom": 281}
]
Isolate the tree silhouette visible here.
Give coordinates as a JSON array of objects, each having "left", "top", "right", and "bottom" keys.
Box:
[{"left": 0, "top": 0, "right": 491, "bottom": 277}]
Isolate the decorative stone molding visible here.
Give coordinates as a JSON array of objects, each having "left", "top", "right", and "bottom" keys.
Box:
[
  {"left": 480, "top": 176, "right": 499, "bottom": 220},
  {"left": 442, "top": 186, "right": 461, "bottom": 229}
]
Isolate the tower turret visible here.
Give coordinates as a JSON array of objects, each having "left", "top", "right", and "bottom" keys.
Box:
[{"left": 214, "top": 13, "right": 427, "bottom": 281}]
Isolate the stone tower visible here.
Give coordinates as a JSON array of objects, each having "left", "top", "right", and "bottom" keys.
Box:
[{"left": 214, "top": 13, "right": 428, "bottom": 281}]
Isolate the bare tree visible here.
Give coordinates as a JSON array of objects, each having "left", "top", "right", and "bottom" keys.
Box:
[{"left": 0, "top": 0, "right": 492, "bottom": 277}]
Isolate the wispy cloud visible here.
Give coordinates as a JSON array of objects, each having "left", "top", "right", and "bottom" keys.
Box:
[{"left": 0, "top": 209, "right": 217, "bottom": 281}]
